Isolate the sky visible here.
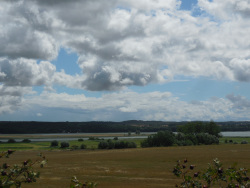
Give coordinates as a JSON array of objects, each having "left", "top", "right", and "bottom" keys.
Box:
[{"left": 1, "top": 0, "right": 250, "bottom": 122}]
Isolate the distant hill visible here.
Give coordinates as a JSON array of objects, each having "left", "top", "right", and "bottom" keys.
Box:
[{"left": 0, "top": 121, "right": 249, "bottom": 134}]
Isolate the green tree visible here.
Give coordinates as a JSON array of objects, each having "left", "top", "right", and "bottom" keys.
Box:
[
  {"left": 141, "top": 131, "right": 175, "bottom": 147},
  {"left": 178, "top": 121, "right": 220, "bottom": 137},
  {"left": 50, "top": 140, "right": 59, "bottom": 147},
  {"left": 205, "top": 121, "right": 221, "bottom": 137},
  {"left": 60, "top": 142, "right": 70, "bottom": 148}
]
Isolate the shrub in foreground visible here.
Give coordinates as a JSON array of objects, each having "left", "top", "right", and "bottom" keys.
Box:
[
  {"left": 70, "top": 176, "right": 97, "bottom": 188},
  {"left": 0, "top": 150, "right": 47, "bottom": 187},
  {"left": 173, "top": 158, "right": 249, "bottom": 187}
]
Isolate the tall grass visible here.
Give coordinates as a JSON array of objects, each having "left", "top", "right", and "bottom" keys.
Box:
[{"left": 2, "top": 144, "right": 249, "bottom": 188}]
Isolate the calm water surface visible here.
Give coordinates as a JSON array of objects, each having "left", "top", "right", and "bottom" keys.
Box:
[{"left": 0, "top": 132, "right": 249, "bottom": 142}]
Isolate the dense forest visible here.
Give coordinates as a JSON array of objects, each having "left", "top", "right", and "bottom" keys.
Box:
[{"left": 0, "top": 121, "right": 250, "bottom": 134}]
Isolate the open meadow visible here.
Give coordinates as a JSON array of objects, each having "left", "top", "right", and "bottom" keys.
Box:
[{"left": 1, "top": 144, "right": 250, "bottom": 188}]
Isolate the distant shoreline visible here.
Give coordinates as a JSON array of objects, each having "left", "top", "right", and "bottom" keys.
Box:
[{"left": 0, "top": 131, "right": 249, "bottom": 142}]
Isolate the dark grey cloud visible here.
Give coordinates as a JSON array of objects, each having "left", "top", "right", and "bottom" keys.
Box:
[
  {"left": 0, "top": 1, "right": 58, "bottom": 60},
  {"left": 0, "top": 85, "right": 33, "bottom": 114},
  {"left": 0, "top": 58, "right": 56, "bottom": 87},
  {"left": 229, "top": 59, "right": 250, "bottom": 82},
  {"left": 226, "top": 94, "right": 250, "bottom": 110}
]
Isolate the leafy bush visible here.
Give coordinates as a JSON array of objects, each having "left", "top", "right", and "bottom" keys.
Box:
[
  {"left": 114, "top": 141, "right": 126, "bottom": 149},
  {"left": 78, "top": 138, "right": 84, "bottom": 142},
  {"left": 60, "top": 142, "right": 70, "bottom": 148},
  {"left": 177, "top": 121, "right": 221, "bottom": 137},
  {"left": 141, "top": 131, "right": 175, "bottom": 147},
  {"left": 141, "top": 130, "right": 219, "bottom": 148},
  {"left": 241, "top": 141, "right": 248, "bottom": 144},
  {"left": 195, "top": 133, "right": 219, "bottom": 145},
  {"left": 184, "top": 134, "right": 198, "bottom": 145},
  {"left": 7, "top": 139, "right": 16, "bottom": 143},
  {"left": 107, "top": 140, "right": 115, "bottom": 149},
  {"left": 22, "top": 139, "right": 31, "bottom": 143},
  {"left": 80, "top": 144, "right": 87, "bottom": 149},
  {"left": 173, "top": 158, "right": 249, "bottom": 187},
  {"left": 127, "top": 142, "right": 137, "bottom": 148},
  {"left": 98, "top": 141, "right": 109, "bottom": 149},
  {"left": 71, "top": 145, "right": 79, "bottom": 150},
  {"left": 70, "top": 176, "right": 97, "bottom": 188},
  {"left": 50, "top": 140, "right": 59, "bottom": 147},
  {"left": 98, "top": 140, "right": 136, "bottom": 149},
  {"left": 0, "top": 150, "right": 47, "bottom": 187},
  {"left": 88, "top": 137, "right": 103, "bottom": 141}
]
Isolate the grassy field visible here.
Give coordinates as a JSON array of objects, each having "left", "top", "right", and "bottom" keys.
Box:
[
  {"left": 1, "top": 144, "right": 250, "bottom": 188},
  {"left": 1, "top": 136, "right": 250, "bottom": 151},
  {"left": 1, "top": 135, "right": 250, "bottom": 187},
  {"left": 0, "top": 138, "right": 144, "bottom": 151},
  {"left": 219, "top": 137, "right": 250, "bottom": 143}
]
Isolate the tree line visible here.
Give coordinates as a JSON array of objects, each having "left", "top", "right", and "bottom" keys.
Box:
[
  {"left": 0, "top": 120, "right": 249, "bottom": 134},
  {"left": 141, "top": 121, "right": 221, "bottom": 147}
]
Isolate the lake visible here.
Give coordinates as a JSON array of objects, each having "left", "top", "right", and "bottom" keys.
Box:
[{"left": 0, "top": 131, "right": 249, "bottom": 142}]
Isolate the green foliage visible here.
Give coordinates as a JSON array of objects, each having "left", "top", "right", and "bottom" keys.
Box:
[
  {"left": 107, "top": 140, "right": 115, "bottom": 149},
  {"left": 0, "top": 150, "right": 47, "bottom": 188},
  {"left": 88, "top": 137, "right": 102, "bottom": 141},
  {"left": 50, "top": 140, "right": 59, "bottom": 147},
  {"left": 80, "top": 144, "right": 87, "bottom": 149},
  {"left": 1, "top": 121, "right": 250, "bottom": 134},
  {"left": 195, "top": 133, "right": 219, "bottom": 145},
  {"left": 178, "top": 121, "right": 221, "bottom": 137},
  {"left": 141, "top": 131, "right": 175, "bottom": 147},
  {"left": 176, "top": 133, "right": 219, "bottom": 146},
  {"left": 241, "top": 141, "right": 248, "bottom": 144},
  {"left": 22, "top": 139, "right": 31, "bottom": 143},
  {"left": 98, "top": 141, "right": 108, "bottom": 149},
  {"left": 173, "top": 158, "right": 249, "bottom": 187},
  {"left": 78, "top": 139, "right": 84, "bottom": 142},
  {"left": 7, "top": 139, "right": 16, "bottom": 143},
  {"left": 0, "top": 121, "right": 174, "bottom": 134},
  {"left": 142, "top": 130, "right": 219, "bottom": 148},
  {"left": 70, "top": 176, "right": 97, "bottom": 188},
  {"left": 98, "top": 140, "right": 137, "bottom": 149},
  {"left": 71, "top": 145, "right": 79, "bottom": 150},
  {"left": 60, "top": 142, "right": 70, "bottom": 148}
]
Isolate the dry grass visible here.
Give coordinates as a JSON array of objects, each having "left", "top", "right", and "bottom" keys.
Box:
[{"left": 2, "top": 144, "right": 250, "bottom": 188}]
